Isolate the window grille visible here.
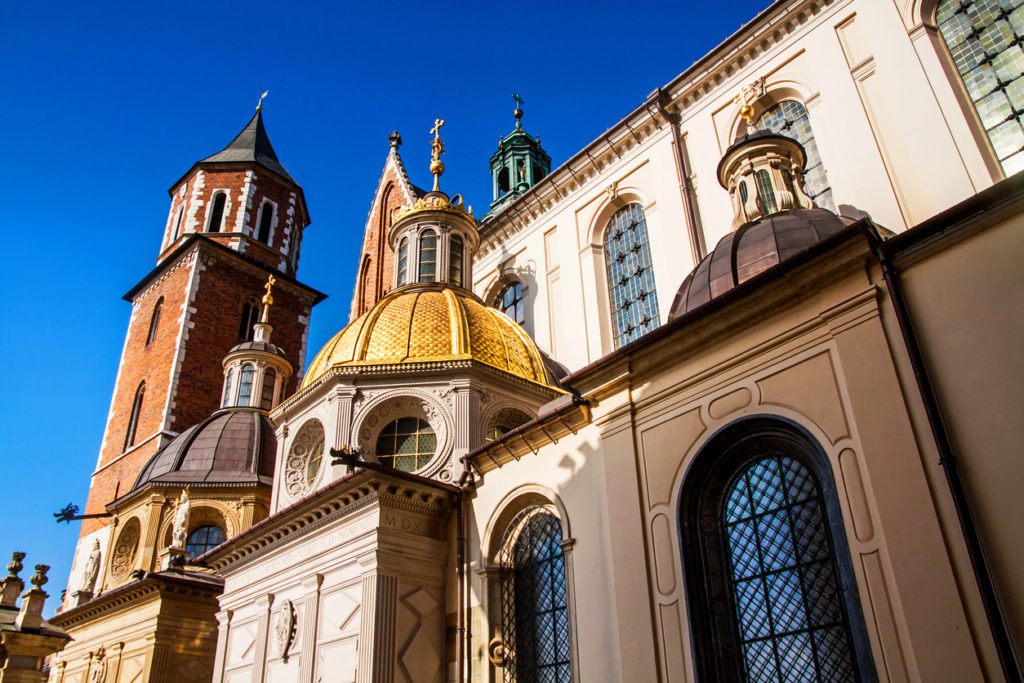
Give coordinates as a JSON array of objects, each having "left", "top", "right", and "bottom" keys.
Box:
[
  {"left": 757, "top": 100, "right": 835, "bottom": 210},
  {"left": 397, "top": 238, "right": 409, "bottom": 285},
  {"left": 603, "top": 203, "right": 659, "bottom": 348},
  {"left": 123, "top": 382, "right": 145, "bottom": 451},
  {"left": 376, "top": 417, "right": 435, "bottom": 471},
  {"left": 208, "top": 192, "right": 226, "bottom": 232},
  {"left": 500, "top": 506, "right": 572, "bottom": 683},
  {"left": 238, "top": 364, "right": 254, "bottom": 407},
  {"left": 498, "top": 282, "right": 526, "bottom": 326},
  {"left": 222, "top": 368, "right": 234, "bottom": 407},
  {"left": 146, "top": 297, "right": 163, "bottom": 345},
  {"left": 260, "top": 368, "right": 276, "bottom": 410},
  {"left": 938, "top": 0, "right": 1024, "bottom": 174},
  {"left": 450, "top": 234, "right": 464, "bottom": 287},
  {"left": 257, "top": 202, "right": 273, "bottom": 243},
  {"left": 419, "top": 231, "right": 438, "bottom": 283},
  {"left": 187, "top": 526, "right": 226, "bottom": 558}
]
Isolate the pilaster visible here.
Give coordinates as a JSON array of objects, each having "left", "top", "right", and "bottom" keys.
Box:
[
  {"left": 298, "top": 574, "right": 324, "bottom": 683},
  {"left": 253, "top": 593, "right": 275, "bottom": 683},
  {"left": 212, "top": 609, "right": 233, "bottom": 683}
]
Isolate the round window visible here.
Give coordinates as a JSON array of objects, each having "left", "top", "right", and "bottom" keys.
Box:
[
  {"left": 376, "top": 417, "right": 435, "bottom": 472},
  {"left": 284, "top": 419, "right": 326, "bottom": 498}
]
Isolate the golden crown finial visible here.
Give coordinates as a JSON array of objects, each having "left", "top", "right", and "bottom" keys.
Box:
[
  {"left": 429, "top": 118, "right": 446, "bottom": 192},
  {"left": 261, "top": 274, "right": 276, "bottom": 323}
]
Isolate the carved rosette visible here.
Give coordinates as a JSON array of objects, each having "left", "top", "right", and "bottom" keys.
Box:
[
  {"left": 110, "top": 518, "right": 140, "bottom": 580},
  {"left": 284, "top": 419, "right": 325, "bottom": 499},
  {"left": 353, "top": 388, "right": 454, "bottom": 479}
]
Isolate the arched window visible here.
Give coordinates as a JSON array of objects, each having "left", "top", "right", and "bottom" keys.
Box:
[
  {"left": 603, "top": 203, "right": 659, "bottom": 348},
  {"left": 238, "top": 298, "right": 260, "bottom": 341},
  {"left": 208, "top": 192, "right": 227, "bottom": 233},
  {"left": 755, "top": 169, "right": 779, "bottom": 215},
  {"left": 937, "top": 0, "right": 1024, "bottom": 174},
  {"left": 146, "top": 297, "right": 163, "bottom": 346},
  {"left": 376, "top": 417, "right": 435, "bottom": 472},
  {"left": 499, "top": 506, "right": 573, "bottom": 682},
  {"left": 237, "top": 364, "right": 254, "bottom": 407},
  {"left": 257, "top": 201, "right": 273, "bottom": 243},
  {"left": 260, "top": 368, "right": 277, "bottom": 410},
  {"left": 449, "top": 234, "right": 464, "bottom": 287},
  {"left": 222, "top": 368, "right": 235, "bottom": 408},
  {"left": 172, "top": 205, "right": 185, "bottom": 242},
  {"left": 186, "top": 526, "right": 226, "bottom": 559},
  {"left": 418, "top": 230, "right": 437, "bottom": 283},
  {"left": 757, "top": 100, "right": 835, "bottom": 210},
  {"left": 498, "top": 167, "right": 511, "bottom": 195},
  {"left": 123, "top": 382, "right": 145, "bottom": 451},
  {"left": 397, "top": 238, "right": 409, "bottom": 286},
  {"left": 679, "top": 419, "right": 873, "bottom": 682},
  {"left": 497, "top": 282, "right": 526, "bottom": 326}
]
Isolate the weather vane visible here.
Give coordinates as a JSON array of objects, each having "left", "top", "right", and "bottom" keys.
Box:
[
  {"left": 256, "top": 90, "right": 269, "bottom": 112},
  {"left": 429, "top": 118, "right": 446, "bottom": 191}
]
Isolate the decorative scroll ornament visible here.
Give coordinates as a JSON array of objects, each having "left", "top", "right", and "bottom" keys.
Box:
[
  {"left": 284, "top": 420, "right": 325, "bottom": 498},
  {"left": 274, "top": 600, "right": 297, "bottom": 662},
  {"left": 488, "top": 635, "right": 507, "bottom": 666}
]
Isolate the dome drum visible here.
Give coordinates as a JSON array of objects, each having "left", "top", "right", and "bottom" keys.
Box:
[{"left": 717, "top": 131, "right": 815, "bottom": 229}]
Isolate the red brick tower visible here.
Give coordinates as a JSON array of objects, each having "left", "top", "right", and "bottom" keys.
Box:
[
  {"left": 70, "top": 109, "right": 325, "bottom": 578},
  {"left": 350, "top": 131, "right": 426, "bottom": 319}
]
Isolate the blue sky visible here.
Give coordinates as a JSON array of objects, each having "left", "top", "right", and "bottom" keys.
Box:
[{"left": 0, "top": 0, "right": 770, "bottom": 611}]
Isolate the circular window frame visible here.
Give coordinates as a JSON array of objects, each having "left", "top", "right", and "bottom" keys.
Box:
[
  {"left": 284, "top": 419, "right": 326, "bottom": 499},
  {"left": 353, "top": 390, "right": 453, "bottom": 480}
]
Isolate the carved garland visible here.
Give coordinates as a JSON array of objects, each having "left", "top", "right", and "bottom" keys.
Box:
[
  {"left": 353, "top": 388, "right": 454, "bottom": 480},
  {"left": 284, "top": 419, "right": 326, "bottom": 499}
]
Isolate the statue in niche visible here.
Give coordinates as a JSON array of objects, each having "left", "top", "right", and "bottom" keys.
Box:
[
  {"left": 171, "top": 489, "right": 191, "bottom": 549},
  {"left": 79, "top": 540, "right": 101, "bottom": 592}
]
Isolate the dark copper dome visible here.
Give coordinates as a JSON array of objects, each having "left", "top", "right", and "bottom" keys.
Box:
[
  {"left": 132, "top": 408, "right": 276, "bottom": 491},
  {"left": 227, "top": 339, "right": 288, "bottom": 359},
  {"left": 669, "top": 208, "right": 857, "bottom": 319}
]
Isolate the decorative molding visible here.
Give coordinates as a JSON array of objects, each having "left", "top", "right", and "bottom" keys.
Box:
[{"left": 283, "top": 419, "right": 325, "bottom": 499}]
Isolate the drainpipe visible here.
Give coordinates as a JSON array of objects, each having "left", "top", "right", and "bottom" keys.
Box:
[
  {"left": 456, "top": 469, "right": 476, "bottom": 683},
  {"left": 874, "top": 237, "right": 1021, "bottom": 682}
]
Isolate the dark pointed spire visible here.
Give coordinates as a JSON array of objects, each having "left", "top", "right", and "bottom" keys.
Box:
[{"left": 201, "top": 110, "right": 295, "bottom": 183}]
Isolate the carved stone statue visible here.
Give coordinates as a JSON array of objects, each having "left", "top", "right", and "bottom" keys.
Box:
[
  {"left": 171, "top": 489, "right": 191, "bottom": 549},
  {"left": 79, "top": 540, "right": 101, "bottom": 592}
]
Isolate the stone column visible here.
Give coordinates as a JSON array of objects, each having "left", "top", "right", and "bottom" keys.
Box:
[
  {"left": 252, "top": 594, "right": 275, "bottom": 683},
  {"left": 211, "top": 609, "right": 233, "bottom": 683},
  {"left": 298, "top": 575, "right": 323, "bottom": 683},
  {"left": 330, "top": 386, "right": 358, "bottom": 456},
  {"left": 356, "top": 572, "right": 397, "bottom": 683}
]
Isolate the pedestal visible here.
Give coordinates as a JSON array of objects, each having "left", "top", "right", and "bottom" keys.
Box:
[{"left": 159, "top": 547, "right": 189, "bottom": 570}]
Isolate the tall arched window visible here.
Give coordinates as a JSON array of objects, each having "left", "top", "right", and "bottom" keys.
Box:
[
  {"left": 499, "top": 506, "right": 573, "bottom": 682},
  {"left": 187, "top": 526, "right": 226, "bottom": 559},
  {"left": 418, "top": 230, "right": 437, "bottom": 283},
  {"left": 755, "top": 169, "right": 779, "bottom": 215},
  {"left": 222, "top": 368, "right": 235, "bottom": 408},
  {"left": 497, "top": 281, "right": 526, "bottom": 326},
  {"left": 397, "top": 238, "right": 409, "bottom": 286},
  {"left": 239, "top": 298, "right": 260, "bottom": 341},
  {"left": 679, "top": 419, "right": 874, "bottom": 682},
  {"left": 146, "top": 297, "right": 163, "bottom": 346},
  {"left": 123, "top": 382, "right": 145, "bottom": 451},
  {"left": 208, "top": 192, "right": 227, "bottom": 233},
  {"left": 237, "top": 364, "right": 254, "bottom": 407},
  {"left": 757, "top": 100, "right": 835, "bottom": 210},
  {"left": 937, "top": 0, "right": 1024, "bottom": 174},
  {"left": 376, "top": 417, "right": 435, "bottom": 471},
  {"left": 604, "top": 203, "right": 659, "bottom": 348},
  {"left": 260, "top": 368, "right": 277, "bottom": 410},
  {"left": 257, "top": 202, "right": 273, "bottom": 243},
  {"left": 449, "top": 233, "right": 464, "bottom": 287}
]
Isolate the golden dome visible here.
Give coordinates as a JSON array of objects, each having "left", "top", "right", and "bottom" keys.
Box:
[{"left": 302, "top": 288, "right": 556, "bottom": 389}]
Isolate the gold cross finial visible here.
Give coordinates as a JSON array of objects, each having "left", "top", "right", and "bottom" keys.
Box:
[
  {"left": 430, "top": 118, "right": 445, "bottom": 138},
  {"left": 256, "top": 90, "right": 269, "bottom": 112},
  {"left": 261, "top": 274, "right": 276, "bottom": 323},
  {"left": 429, "top": 119, "right": 446, "bottom": 192}
]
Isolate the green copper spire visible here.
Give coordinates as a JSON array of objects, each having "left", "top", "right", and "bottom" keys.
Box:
[{"left": 486, "top": 94, "right": 551, "bottom": 213}]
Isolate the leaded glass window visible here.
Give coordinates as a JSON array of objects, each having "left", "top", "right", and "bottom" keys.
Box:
[
  {"left": 450, "top": 234, "right": 464, "bottom": 287},
  {"left": 500, "top": 506, "right": 572, "bottom": 683},
  {"left": 419, "top": 230, "right": 437, "bottom": 283},
  {"left": 498, "top": 281, "right": 526, "bottom": 325},
  {"left": 757, "top": 100, "right": 835, "bottom": 210},
  {"left": 755, "top": 170, "right": 779, "bottom": 215},
  {"left": 603, "top": 203, "right": 659, "bottom": 348},
  {"left": 222, "top": 368, "right": 234, "bottom": 408},
  {"left": 376, "top": 417, "right": 436, "bottom": 472},
  {"left": 397, "top": 237, "right": 409, "bottom": 285},
  {"left": 187, "top": 526, "right": 226, "bottom": 559},
  {"left": 306, "top": 439, "right": 323, "bottom": 485},
  {"left": 938, "top": 0, "right": 1024, "bottom": 173},
  {"left": 722, "top": 456, "right": 858, "bottom": 682},
  {"left": 238, "top": 364, "right": 254, "bottom": 407},
  {"left": 260, "top": 368, "right": 276, "bottom": 410}
]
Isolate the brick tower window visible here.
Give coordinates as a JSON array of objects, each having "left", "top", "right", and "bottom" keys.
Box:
[
  {"left": 123, "top": 382, "right": 145, "bottom": 451},
  {"left": 257, "top": 201, "right": 274, "bottom": 243},
  {"left": 172, "top": 206, "right": 185, "bottom": 242},
  {"left": 208, "top": 192, "right": 227, "bottom": 233},
  {"left": 239, "top": 298, "right": 260, "bottom": 341},
  {"left": 146, "top": 297, "right": 163, "bottom": 346}
]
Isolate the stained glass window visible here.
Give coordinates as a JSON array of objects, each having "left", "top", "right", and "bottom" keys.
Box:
[
  {"left": 376, "top": 417, "right": 435, "bottom": 472},
  {"left": 938, "top": 0, "right": 1024, "bottom": 174},
  {"left": 757, "top": 100, "right": 835, "bottom": 210},
  {"left": 187, "top": 526, "right": 226, "bottom": 559},
  {"left": 603, "top": 203, "right": 659, "bottom": 348},
  {"left": 500, "top": 507, "right": 572, "bottom": 683},
  {"left": 722, "top": 455, "right": 858, "bottom": 682},
  {"left": 419, "top": 230, "right": 437, "bottom": 283},
  {"left": 498, "top": 281, "right": 526, "bottom": 326}
]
